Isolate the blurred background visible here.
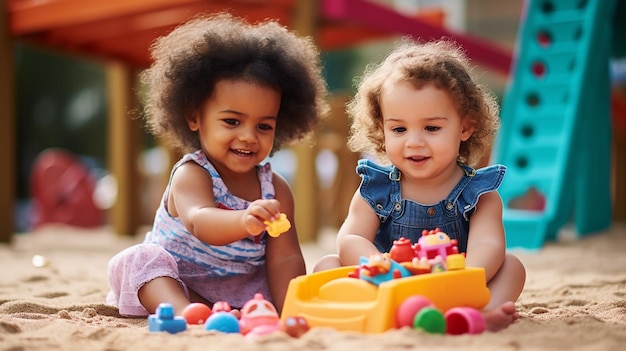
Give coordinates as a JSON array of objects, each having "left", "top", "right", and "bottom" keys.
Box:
[{"left": 1, "top": 0, "right": 624, "bottom": 246}]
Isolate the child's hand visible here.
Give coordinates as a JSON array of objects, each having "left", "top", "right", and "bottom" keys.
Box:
[{"left": 242, "top": 199, "right": 282, "bottom": 236}]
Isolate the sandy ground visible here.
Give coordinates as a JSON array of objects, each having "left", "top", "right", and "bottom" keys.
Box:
[{"left": 1, "top": 223, "right": 625, "bottom": 351}]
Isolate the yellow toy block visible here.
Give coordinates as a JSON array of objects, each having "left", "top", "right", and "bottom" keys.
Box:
[{"left": 264, "top": 213, "right": 291, "bottom": 237}]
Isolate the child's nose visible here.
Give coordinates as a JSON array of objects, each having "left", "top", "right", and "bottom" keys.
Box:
[
  {"left": 239, "top": 128, "right": 257, "bottom": 142},
  {"left": 406, "top": 131, "right": 424, "bottom": 147}
]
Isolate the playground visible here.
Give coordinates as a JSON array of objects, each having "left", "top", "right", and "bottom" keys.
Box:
[{"left": 1, "top": 0, "right": 625, "bottom": 350}]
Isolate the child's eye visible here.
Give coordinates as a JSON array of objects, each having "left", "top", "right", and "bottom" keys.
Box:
[
  {"left": 391, "top": 126, "right": 406, "bottom": 133},
  {"left": 425, "top": 126, "right": 441, "bottom": 132},
  {"left": 224, "top": 119, "right": 240, "bottom": 126},
  {"left": 258, "top": 123, "right": 274, "bottom": 131}
]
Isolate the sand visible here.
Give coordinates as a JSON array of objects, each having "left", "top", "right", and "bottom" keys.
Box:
[{"left": 1, "top": 224, "right": 625, "bottom": 351}]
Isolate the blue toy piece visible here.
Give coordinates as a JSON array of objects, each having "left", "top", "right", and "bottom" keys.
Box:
[
  {"left": 148, "top": 303, "right": 187, "bottom": 334},
  {"left": 204, "top": 312, "right": 241, "bottom": 333},
  {"left": 357, "top": 254, "right": 411, "bottom": 286}
]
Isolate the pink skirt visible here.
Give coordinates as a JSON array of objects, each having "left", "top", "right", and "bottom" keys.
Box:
[{"left": 106, "top": 243, "right": 188, "bottom": 316}]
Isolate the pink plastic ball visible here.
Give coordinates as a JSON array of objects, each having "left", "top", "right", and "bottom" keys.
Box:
[
  {"left": 396, "top": 295, "right": 434, "bottom": 328},
  {"left": 181, "top": 303, "right": 212, "bottom": 325}
]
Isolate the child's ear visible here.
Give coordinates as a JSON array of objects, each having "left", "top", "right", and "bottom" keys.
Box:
[
  {"left": 460, "top": 117, "right": 476, "bottom": 142},
  {"left": 187, "top": 113, "right": 200, "bottom": 131}
]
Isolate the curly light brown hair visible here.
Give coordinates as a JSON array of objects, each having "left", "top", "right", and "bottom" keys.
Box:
[
  {"left": 141, "top": 13, "right": 329, "bottom": 154},
  {"left": 347, "top": 39, "right": 500, "bottom": 166}
]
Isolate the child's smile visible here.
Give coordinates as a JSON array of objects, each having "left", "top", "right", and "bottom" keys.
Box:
[{"left": 232, "top": 149, "right": 254, "bottom": 157}]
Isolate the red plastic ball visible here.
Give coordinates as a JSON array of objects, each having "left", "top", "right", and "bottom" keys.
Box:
[
  {"left": 396, "top": 295, "right": 433, "bottom": 328},
  {"left": 181, "top": 303, "right": 212, "bottom": 325}
]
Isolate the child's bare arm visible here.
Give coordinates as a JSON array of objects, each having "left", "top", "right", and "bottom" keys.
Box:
[
  {"left": 265, "top": 173, "right": 305, "bottom": 313},
  {"left": 336, "top": 191, "right": 381, "bottom": 266},
  {"left": 465, "top": 190, "right": 507, "bottom": 281},
  {"left": 168, "top": 162, "right": 281, "bottom": 246}
]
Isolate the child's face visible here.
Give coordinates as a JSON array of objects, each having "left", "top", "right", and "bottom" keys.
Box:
[
  {"left": 380, "top": 80, "right": 474, "bottom": 181},
  {"left": 188, "top": 79, "right": 281, "bottom": 175}
]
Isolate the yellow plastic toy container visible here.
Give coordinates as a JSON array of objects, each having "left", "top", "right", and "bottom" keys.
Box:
[{"left": 281, "top": 265, "right": 490, "bottom": 333}]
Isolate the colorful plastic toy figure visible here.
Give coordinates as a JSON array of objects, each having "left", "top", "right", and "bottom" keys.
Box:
[
  {"left": 239, "top": 293, "right": 282, "bottom": 337},
  {"left": 389, "top": 237, "right": 415, "bottom": 263},
  {"left": 359, "top": 252, "right": 392, "bottom": 277},
  {"left": 388, "top": 230, "right": 466, "bottom": 274},
  {"left": 414, "top": 228, "right": 459, "bottom": 260},
  {"left": 148, "top": 303, "right": 187, "bottom": 334},
  {"left": 351, "top": 253, "right": 412, "bottom": 286},
  {"left": 264, "top": 213, "right": 291, "bottom": 237}
]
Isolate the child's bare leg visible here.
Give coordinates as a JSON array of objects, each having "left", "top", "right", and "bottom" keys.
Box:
[
  {"left": 483, "top": 253, "right": 526, "bottom": 331},
  {"left": 312, "top": 254, "right": 342, "bottom": 272},
  {"left": 486, "top": 253, "right": 526, "bottom": 310},
  {"left": 138, "top": 277, "right": 190, "bottom": 315}
]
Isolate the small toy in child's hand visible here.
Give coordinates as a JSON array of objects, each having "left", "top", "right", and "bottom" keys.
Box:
[{"left": 264, "top": 213, "right": 291, "bottom": 237}]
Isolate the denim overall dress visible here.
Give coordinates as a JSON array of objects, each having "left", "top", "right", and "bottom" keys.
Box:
[{"left": 356, "top": 159, "right": 506, "bottom": 254}]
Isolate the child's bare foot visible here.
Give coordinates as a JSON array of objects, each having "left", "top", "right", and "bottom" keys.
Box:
[{"left": 483, "top": 301, "right": 519, "bottom": 332}]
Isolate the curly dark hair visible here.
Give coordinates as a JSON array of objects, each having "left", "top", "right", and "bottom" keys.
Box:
[
  {"left": 141, "top": 13, "right": 329, "bottom": 154},
  {"left": 347, "top": 38, "right": 500, "bottom": 166}
]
